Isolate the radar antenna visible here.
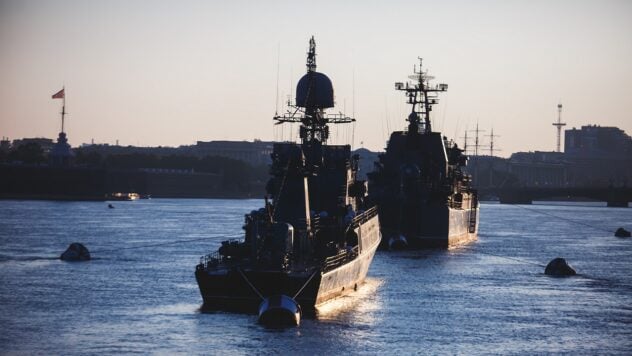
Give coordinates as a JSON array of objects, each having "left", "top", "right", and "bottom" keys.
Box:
[
  {"left": 306, "top": 37, "right": 316, "bottom": 72},
  {"left": 394, "top": 58, "right": 447, "bottom": 134},
  {"left": 273, "top": 37, "right": 354, "bottom": 144}
]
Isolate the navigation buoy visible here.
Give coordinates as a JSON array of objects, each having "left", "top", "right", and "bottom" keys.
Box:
[
  {"left": 258, "top": 295, "right": 301, "bottom": 327},
  {"left": 60, "top": 243, "right": 91, "bottom": 261},
  {"left": 545, "top": 257, "right": 576, "bottom": 276},
  {"left": 388, "top": 235, "right": 408, "bottom": 250},
  {"left": 615, "top": 227, "right": 631, "bottom": 238}
]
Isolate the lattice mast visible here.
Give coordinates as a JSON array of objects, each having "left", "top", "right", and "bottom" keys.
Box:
[
  {"left": 394, "top": 58, "right": 448, "bottom": 134},
  {"left": 552, "top": 103, "right": 566, "bottom": 152}
]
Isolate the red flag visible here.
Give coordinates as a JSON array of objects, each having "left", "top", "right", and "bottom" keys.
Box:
[{"left": 52, "top": 88, "right": 65, "bottom": 99}]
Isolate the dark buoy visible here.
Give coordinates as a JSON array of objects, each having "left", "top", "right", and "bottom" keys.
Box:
[
  {"left": 545, "top": 257, "right": 576, "bottom": 276},
  {"left": 108, "top": 204, "right": 115, "bottom": 209},
  {"left": 615, "top": 227, "right": 631, "bottom": 238},
  {"left": 258, "top": 295, "right": 301, "bottom": 327},
  {"left": 60, "top": 243, "right": 91, "bottom": 261},
  {"left": 388, "top": 235, "right": 408, "bottom": 250}
]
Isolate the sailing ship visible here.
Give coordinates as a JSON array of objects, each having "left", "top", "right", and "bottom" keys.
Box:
[
  {"left": 368, "top": 59, "right": 478, "bottom": 249},
  {"left": 195, "top": 37, "right": 380, "bottom": 326}
]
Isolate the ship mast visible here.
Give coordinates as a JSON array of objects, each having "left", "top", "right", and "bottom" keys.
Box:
[
  {"left": 273, "top": 37, "right": 354, "bottom": 145},
  {"left": 394, "top": 58, "right": 447, "bottom": 135}
]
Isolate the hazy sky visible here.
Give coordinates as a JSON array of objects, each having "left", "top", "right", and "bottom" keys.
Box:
[{"left": 1, "top": 0, "right": 631, "bottom": 156}]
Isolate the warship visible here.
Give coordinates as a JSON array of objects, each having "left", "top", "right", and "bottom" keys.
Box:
[
  {"left": 368, "top": 59, "right": 478, "bottom": 249},
  {"left": 195, "top": 37, "right": 380, "bottom": 326}
]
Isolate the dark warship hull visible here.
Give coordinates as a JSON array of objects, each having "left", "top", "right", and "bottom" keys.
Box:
[
  {"left": 195, "top": 38, "right": 381, "bottom": 325},
  {"left": 368, "top": 59, "right": 479, "bottom": 250},
  {"left": 195, "top": 211, "right": 380, "bottom": 313},
  {"left": 379, "top": 203, "right": 478, "bottom": 249}
]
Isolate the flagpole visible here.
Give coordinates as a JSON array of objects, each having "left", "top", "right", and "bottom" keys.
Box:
[{"left": 61, "top": 86, "right": 66, "bottom": 133}]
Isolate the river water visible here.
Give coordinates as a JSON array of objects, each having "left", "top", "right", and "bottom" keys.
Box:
[{"left": 1, "top": 199, "right": 631, "bottom": 354}]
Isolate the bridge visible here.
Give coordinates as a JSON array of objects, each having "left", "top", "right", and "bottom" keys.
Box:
[{"left": 486, "top": 187, "right": 632, "bottom": 207}]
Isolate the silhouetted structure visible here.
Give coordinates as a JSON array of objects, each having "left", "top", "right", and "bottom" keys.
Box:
[
  {"left": 191, "top": 140, "right": 273, "bottom": 165},
  {"left": 195, "top": 37, "right": 381, "bottom": 321},
  {"left": 368, "top": 59, "right": 478, "bottom": 249},
  {"left": 49, "top": 132, "right": 74, "bottom": 167},
  {"left": 11, "top": 138, "right": 55, "bottom": 153}
]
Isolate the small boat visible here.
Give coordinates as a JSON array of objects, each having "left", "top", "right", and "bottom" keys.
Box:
[{"left": 106, "top": 192, "right": 140, "bottom": 201}]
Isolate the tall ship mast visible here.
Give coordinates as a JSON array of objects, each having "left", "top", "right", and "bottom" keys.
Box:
[
  {"left": 368, "top": 59, "right": 478, "bottom": 249},
  {"left": 195, "top": 37, "right": 381, "bottom": 326}
]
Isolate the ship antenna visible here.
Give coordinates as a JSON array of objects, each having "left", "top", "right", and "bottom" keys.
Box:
[
  {"left": 351, "top": 68, "right": 356, "bottom": 149},
  {"left": 273, "top": 37, "right": 354, "bottom": 145},
  {"left": 307, "top": 36, "right": 316, "bottom": 72},
  {"left": 275, "top": 43, "right": 281, "bottom": 116},
  {"left": 395, "top": 57, "right": 447, "bottom": 135},
  {"left": 418, "top": 57, "right": 432, "bottom": 133}
]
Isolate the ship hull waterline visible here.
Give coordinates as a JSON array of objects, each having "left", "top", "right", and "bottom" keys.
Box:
[
  {"left": 380, "top": 205, "right": 479, "bottom": 249},
  {"left": 195, "top": 215, "right": 381, "bottom": 314}
]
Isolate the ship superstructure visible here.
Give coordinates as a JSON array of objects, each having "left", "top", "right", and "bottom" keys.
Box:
[
  {"left": 368, "top": 59, "right": 478, "bottom": 249},
  {"left": 195, "top": 37, "right": 380, "bottom": 326}
]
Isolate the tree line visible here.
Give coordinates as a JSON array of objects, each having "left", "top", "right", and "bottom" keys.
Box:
[{"left": 0, "top": 143, "right": 270, "bottom": 193}]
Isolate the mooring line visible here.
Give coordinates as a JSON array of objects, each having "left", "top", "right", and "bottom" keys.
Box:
[
  {"left": 237, "top": 268, "right": 264, "bottom": 300},
  {"left": 90, "top": 234, "right": 243, "bottom": 254},
  {"left": 507, "top": 203, "right": 616, "bottom": 234},
  {"left": 293, "top": 270, "right": 319, "bottom": 299},
  {"left": 458, "top": 245, "right": 546, "bottom": 267}
]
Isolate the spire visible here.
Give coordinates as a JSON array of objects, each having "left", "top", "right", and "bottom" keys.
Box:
[{"left": 552, "top": 103, "right": 566, "bottom": 152}]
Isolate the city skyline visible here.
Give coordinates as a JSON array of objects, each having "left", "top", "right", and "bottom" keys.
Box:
[{"left": 1, "top": 0, "right": 631, "bottom": 157}]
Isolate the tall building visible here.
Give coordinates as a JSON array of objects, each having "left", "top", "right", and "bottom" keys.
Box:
[
  {"left": 564, "top": 125, "right": 632, "bottom": 186},
  {"left": 11, "top": 138, "right": 55, "bottom": 153},
  {"left": 565, "top": 125, "right": 632, "bottom": 159},
  {"left": 465, "top": 125, "right": 632, "bottom": 189}
]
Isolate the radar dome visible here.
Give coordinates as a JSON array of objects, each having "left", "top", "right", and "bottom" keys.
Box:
[{"left": 296, "top": 72, "right": 334, "bottom": 109}]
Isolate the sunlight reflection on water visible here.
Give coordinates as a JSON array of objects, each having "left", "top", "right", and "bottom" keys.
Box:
[{"left": 0, "top": 199, "right": 631, "bottom": 354}]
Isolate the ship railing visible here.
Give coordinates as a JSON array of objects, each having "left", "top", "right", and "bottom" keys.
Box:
[
  {"left": 322, "top": 245, "right": 359, "bottom": 272},
  {"left": 311, "top": 215, "right": 322, "bottom": 233},
  {"left": 350, "top": 206, "right": 378, "bottom": 228},
  {"left": 199, "top": 251, "right": 223, "bottom": 270},
  {"left": 199, "top": 246, "right": 253, "bottom": 270}
]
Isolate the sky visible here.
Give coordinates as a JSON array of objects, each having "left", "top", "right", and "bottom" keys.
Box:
[{"left": 1, "top": 0, "right": 631, "bottom": 156}]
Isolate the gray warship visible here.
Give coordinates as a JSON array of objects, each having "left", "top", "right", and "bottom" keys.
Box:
[
  {"left": 368, "top": 59, "right": 478, "bottom": 249},
  {"left": 195, "top": 37, "right": 380, "bottom": 326}
]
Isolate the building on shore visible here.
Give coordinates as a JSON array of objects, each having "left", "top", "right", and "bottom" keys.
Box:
[
  {"left": 11, "top": 138, "right": 55, "bottom": 153},
  {"left": 77, "top": 139, "right": 275, "bottom": 167},
  {"left": 466, "top": 125, "right": 632, "bottom": 189},
  {"left": 187, "top": 139, "right": 274, "bottom": 166},
  {"left": 564, "top": 125, "right": 632, "bottom": 187}
]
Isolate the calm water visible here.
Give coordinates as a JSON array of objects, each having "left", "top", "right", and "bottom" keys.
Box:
[{"left": 1, "top": 199, "right": 631, "bottom": 354}]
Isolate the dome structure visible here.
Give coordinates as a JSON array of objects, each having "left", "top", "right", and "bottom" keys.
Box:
[{"left": 295, "top": 71, "right": 334, "bottom": 109}]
